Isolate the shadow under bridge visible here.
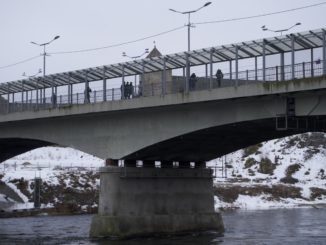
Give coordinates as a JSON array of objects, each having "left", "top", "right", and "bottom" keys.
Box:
[{"left": 125, "top": 116, "right": 326, "bottom": 162}]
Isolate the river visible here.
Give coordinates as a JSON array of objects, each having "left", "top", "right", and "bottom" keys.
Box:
[{"left": 0, "top": 208, "right": 325, "bottom": 244}]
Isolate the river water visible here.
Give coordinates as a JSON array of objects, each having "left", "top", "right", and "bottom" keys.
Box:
[{"left": 0, "top": 209, "right": 325, "bottom": 245}]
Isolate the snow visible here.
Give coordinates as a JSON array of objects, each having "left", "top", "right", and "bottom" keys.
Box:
[
  {"left": 210, "top": 133, "right": 326, "bottom": 210},
  {"left": 0, "top": 146, "right": 103, "bottom": 211}
]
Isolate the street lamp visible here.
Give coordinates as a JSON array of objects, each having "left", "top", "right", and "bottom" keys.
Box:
[
  {"left": 30, "top": 35, "right": 60, "bottom": 77},
  {"left": 122, "top": 49, "right": 149, "bottom": 60},
  {"left": 31, "top": 35, "right": 60, "bottom": 104},
  {"left": 169, "top": 2, "right": 212, "bottom": 92},
  {"left": 261, "top": 23, "right": 301, "bottom": 36},
  {"left": 122, "top": 49, "right": 149, "bottom": 91}
]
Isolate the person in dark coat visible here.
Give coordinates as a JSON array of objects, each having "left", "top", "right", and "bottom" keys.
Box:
[
  {"left": 85, "top": 86, "right": 92, "bottom": 103},
  {"left": 215, "top": 69, "right": 223, "bottom": 87},
  {"left": 189, "top": 73, "right": 197, "bottom": 91}
]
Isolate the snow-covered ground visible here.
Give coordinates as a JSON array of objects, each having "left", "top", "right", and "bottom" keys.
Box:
[
  {"left": 208, "top": 132, "right": 326, "bottom": 210},
  {"left": 0, "top": 132, "right": 325, "bottom": 211},
  {"left": 0, "top": 147, "right": 103, "bottom": 211}
]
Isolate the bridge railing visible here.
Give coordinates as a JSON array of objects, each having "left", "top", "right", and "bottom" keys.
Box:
[
  {"left": 222, "top": 60, "right": 324, "bottom": 82},
  {"left": 0, "top": 60, "right": 324, "bottom": 115}
]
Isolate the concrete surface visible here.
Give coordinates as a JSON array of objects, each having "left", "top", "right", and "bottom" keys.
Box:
[{"left": 89, "top": 166, "right": 224, "bottom": 238}]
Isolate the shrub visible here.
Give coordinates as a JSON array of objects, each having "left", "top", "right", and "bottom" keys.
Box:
[
  {"left": 310, "top": 187, "right": 326, "bottom": 200},
  {"left": 280, "top": 176, "right": 299, "bottom": 184},
  {"left": 242, "top": 143, "right": 262, "bottom": 158},
  {"left": 258, "top": 158, "right": 275, "bottom": 175},
  {"left": 285, "top": 164, "right": 301, "bottom": 177},
  {"left": 244, "top": 158, "right": 258, "bottom": 169}
]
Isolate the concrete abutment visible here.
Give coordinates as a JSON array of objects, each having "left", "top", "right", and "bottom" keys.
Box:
[{"left": 90, "top": 166, "right": 224, "bottom": 238}]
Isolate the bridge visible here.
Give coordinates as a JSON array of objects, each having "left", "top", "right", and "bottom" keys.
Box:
[{"left": 0, "top": 28, "right": 326, "bottom": 238}]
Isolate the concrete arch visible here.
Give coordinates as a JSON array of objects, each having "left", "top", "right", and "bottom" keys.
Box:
[
  {"left": 125, "top": 116, "right": 326, "bottom": 162},
  {"left": 0, "top": 138, "right": 55, "bottom": 163}
]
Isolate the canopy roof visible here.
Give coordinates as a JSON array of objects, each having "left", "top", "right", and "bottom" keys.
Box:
[{"left": 0, "top": 28, "right": 325, "bottom": 95}]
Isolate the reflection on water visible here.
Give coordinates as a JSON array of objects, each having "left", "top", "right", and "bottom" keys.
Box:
[{"left": 0, "top": 209, "right": 325, "bottom": 244}]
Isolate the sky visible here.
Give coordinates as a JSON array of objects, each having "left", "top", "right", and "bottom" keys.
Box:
[{"left": 0, "top": 0, "right": 325, "bottom": 85}]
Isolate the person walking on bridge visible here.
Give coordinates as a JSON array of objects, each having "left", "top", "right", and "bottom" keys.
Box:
[
  {"left": 189, "top": 73, "right": 197, "bottom": 91},
  {"left": 215, "top": 69, "right": 223, "bottom": 88},
  {"left": 84, "top": 86, "right": 92, "bottom": 103}
]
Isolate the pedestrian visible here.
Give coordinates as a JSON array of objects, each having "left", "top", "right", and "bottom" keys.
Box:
[
  {"left": 138, "top": 80, "right": 143, "bottom": 96},
  {"left": 215, "top": 69, "right": 223, "bottom": 87},
  {"left": 130, "top": 82, "right": 134, "bottom": 98},
  {"left": 51, "top": 92, "right": 57, "bottom": 107},
  {"left": 125, "top": 82, "right": 130, "bottom": 99},
  {"left": 120, "top": 82, "right": 125, "bottom": 99},
  {"left": 85, "top": 86, "right": 92, "bottom": 103},
  {"left": 189, "top": 73, "right": 197, "bottom": 91}
]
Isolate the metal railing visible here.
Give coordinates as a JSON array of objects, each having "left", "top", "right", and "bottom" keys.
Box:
[{"left": 0, "top": 60, "right": 324, "bottom": 115}]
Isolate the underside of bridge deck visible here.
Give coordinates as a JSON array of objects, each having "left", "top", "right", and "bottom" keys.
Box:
[
  {"left": 125, "top": 116, "right": 326, "bottom": 162},
  {"left": 0, "top": 138, "right": 54, "bottom": 163}
]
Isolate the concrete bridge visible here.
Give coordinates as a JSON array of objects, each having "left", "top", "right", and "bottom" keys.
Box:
[
  {"left": 0, "top": 75, "right": 326, "bottom": 163},
  {"left": 0, "top": 28, "right": 326, "bottom": 238}
]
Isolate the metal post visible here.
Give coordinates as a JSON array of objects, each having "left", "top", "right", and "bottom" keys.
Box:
[
  {"left": 141, "top": 60, "right": 145, "bottom": 96},
  {"left": 311, "top": 49, "right": 314, "bottom": 77},
  {"left": 246, "top": 70, "right": 249, "bottom": 81},
  {"left": 84, "top": 73, "right": 89, "bottom": 104},
  {"left": 43, "top": 87, "right": 46, "bottom": 104},
  {"left": 209, "top": 48, "right": 213, "bottom": 90},
  {"left": 255, "top": 56, "right": 258, "bottom": 80},
  {"left": 235, "top": 45, "right": 239, "bottom": 86},
  {"left": 205, "top": 64, "right": 208, "bottom": 79},
  {"left": 185, "top": 13, "right": 191, "bottom": 94},
  {"left": 7, "top": 84, "right": 9, "bottom": 113},
  {"left": 122, "top": 65, "right": 125, "bottom": 99},
  {"left": 280, "top": 52, "right": 285, "bottom": 81},
  {"left": 291, "top": 34, "right": 295, "bottom": 79},
  {"left": 276, "top": 66, "right": 279, "bottom": 81},
  {"left": 263, "top": 40, "right": 266, "bottom": 82},
  {"left": 162, "top": 58, "right": 166, "bottom": 95},
  {"left": 302, "top": 62, "right": 306, "bottom": 78},
  {"left": 70, "top": 84, "right": 73, "bottom": 105},
  {"left": 229, "top": 60, "right": 232, "bottom": 80},
  {"left": 103, "top": 67, "right": 107, "bottom": 102},
  {"left": 185, "top": 52, "right": 190, "bottom": 93},
  {"left": 21, "top": 82, "right": 24, "bottom": 111},
  {"left": 323, "top": 30, "right": 326, "bottom": 75},
  {"left": 36, "top": 79, "right": 39, "bottom": 108}
]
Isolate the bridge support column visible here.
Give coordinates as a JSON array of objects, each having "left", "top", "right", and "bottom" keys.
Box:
[{"left": 90, "top": 166, "right": 224, "bottom": 238}]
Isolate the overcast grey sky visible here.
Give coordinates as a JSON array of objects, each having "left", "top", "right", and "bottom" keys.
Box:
[{"left": 0, "top": 0, "right": 325, "bottom": 83}]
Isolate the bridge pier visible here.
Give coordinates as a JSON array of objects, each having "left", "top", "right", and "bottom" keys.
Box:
[{"left": 89, "top": 165, "right": 224, "bottom": 239}]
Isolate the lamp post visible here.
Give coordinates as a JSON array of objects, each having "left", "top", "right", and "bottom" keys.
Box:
[
  {"left": 169, "top": 2, "right": 212, "bottom": 92},
  {"left": 261, "top": 23, "right": 301, "bottom": 36},
  {"left": 122, "top": 49, "right": 149, "bottom": 91},
  {"left": 31, "top": 35, "right": 60, "bottom": 77},
  {"left": 31, "top": 36, "right": 60, "bottom": 104}
]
